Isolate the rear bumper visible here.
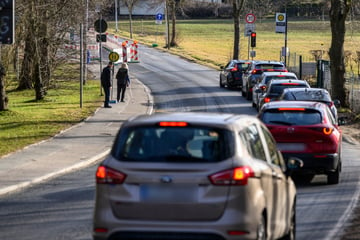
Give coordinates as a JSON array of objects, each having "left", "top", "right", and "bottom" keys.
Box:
[{"left": 282, "top": 152, "right": 340, "bottom": 174}]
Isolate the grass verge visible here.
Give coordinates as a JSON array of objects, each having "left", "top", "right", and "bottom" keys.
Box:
[{"left": 0, "top": 63, "right": 103, "bottom": 158}]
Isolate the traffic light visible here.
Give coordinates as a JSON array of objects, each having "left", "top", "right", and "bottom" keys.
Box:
[
  {"left": 250, "top": 32, "right": 256, "bottom": 48},
  {"left": 0, "top": 0, "right": 15, "bottom": 44}
]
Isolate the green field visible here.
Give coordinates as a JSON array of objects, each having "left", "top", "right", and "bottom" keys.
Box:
[{"left": 108, "top": 19, "right": 360, "bottom": 71}]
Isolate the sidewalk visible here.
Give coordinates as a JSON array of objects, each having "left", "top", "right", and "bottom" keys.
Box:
[{"left": 0, "top": 63, "right": 153, "bottom": 196}]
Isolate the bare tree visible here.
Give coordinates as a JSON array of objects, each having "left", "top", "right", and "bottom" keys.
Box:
[
  {"left": 232, "top": 0, "right": 246, "bottom": 60},
  {"left": 123, "top": 0, "right": 140, "bottom": 39},
  {"left": 329, "top": 0, "right": 351, "bottom": 107},
  {"left": 15, "top": 0, "right": 85, "bottom": 100}
]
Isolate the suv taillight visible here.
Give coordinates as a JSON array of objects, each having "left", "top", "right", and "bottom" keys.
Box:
[
  {"left": 209, "top": 167, "right": 255, "bottom": 186},
  {"left": 264, "top": 97, "right": 271, "bottom": 103},
  {"left": 96, "top": 165, "right": 126, "bottom": 184},
  {"left": 230, "top": 66, "right": 239, "bottom": 72}
]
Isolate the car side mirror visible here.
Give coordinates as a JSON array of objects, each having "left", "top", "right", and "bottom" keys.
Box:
[
  {"left": 333, "top": 99, "right": 341, "bottom": 108},
  {"left": 285, "top": 157, "right": 303, "bottom": 177}
]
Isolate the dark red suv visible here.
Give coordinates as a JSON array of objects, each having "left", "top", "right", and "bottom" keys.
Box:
[{"left": 258, "top": 100, "right": 342, "bottom": 185}]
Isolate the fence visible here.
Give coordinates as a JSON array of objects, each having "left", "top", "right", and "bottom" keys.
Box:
[{"left": 287, "top": 52, "right": 360, "bottom": 114}]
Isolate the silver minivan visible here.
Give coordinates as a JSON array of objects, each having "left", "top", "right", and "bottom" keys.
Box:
[{"left": 93, "top": 112, "right": 301, "bottom": 240}]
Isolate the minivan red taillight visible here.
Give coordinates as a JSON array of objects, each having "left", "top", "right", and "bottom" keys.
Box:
[
  {"left": 96, "top": 165, "right": 126, "bottom": 184},
  {"left": 209, "top": 167, "right": 255, "bottom": 186}
]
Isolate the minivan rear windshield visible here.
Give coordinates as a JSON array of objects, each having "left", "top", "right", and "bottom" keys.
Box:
[{"left": 112, "top": 126, "right": 234, "bottom": 163}]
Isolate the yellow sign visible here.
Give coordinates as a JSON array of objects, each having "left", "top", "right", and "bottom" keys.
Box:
[{"left": 109, "top": 52, "right": 120, "bottom": 62}]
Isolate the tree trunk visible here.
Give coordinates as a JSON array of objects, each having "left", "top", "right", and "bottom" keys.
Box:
[
  {"left": 170, "top": 0, "right": 177, "bottom": 47},
  {"left": 232, "top": 14, "right": 240, "bottom": 59},
  {"left": 0, "top": 63, "right": 8, "bottom": 111},
  {"left": 232, "top": 0, "right": 245, "bottom": 60},
  {"left": 18, "top": 30, "right": 34, "bottom": 90},
  {"left": 329, "top": 0, "right": 350, "bottom": 107}
]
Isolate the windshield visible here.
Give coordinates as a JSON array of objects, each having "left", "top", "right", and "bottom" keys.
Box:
[{"left": 112, "top": 126, "right": 234, "bottom": 162}]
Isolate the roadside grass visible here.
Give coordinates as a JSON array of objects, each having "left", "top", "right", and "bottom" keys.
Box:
[
  {"left": 108, "top": 19, "right": 360, "bottom": 70},
  {"left": 0, "top": 63, "right": 103, "bottom": 158}
]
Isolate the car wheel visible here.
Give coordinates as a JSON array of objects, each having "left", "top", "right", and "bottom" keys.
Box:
[
  {"left": 327, "top": 164, "right": 340, "bottom": 184},
  {"left": 256, "top": 215, "right": 266, "bottom": 240},
  {"left": 219, "top": 78, "right": 225, "bottom": 88},
  {"left": 280, "top": 204, "right": 296, "bottom": 240},
  {"left": 246, "top": 85, "right": 252, "bottom": 100}
]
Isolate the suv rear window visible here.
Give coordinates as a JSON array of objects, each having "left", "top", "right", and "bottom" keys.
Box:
[
  {"left": 112, "top": 126, "right": 233, "bottom": 163},
  {"left": 264, "top": 75, "right": 296, "bottom": 84},
  {"left": 261, "top": 109, "right": 322, "bottom": 125},
  {"left": 284, "top": 90, "right": 332, "bottom": 102},
  {"left": 269, "top": 83, "right": 308, "bottom": 94},
  {"left": 256, "top": 64, "right": 285, "bottom": 70}
]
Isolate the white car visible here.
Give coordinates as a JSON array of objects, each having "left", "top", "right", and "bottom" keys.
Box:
[{"left": 252, "top": 71, "right": 298, "bottom": 111}]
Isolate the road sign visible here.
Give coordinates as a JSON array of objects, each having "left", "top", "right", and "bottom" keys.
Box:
[
  {"left": 275, "top": 13, "right": 286, "bottom": 33},
  {"left": 109, "top": 51, "right": 120, "bottom": 62},
  {"left": 155, "top": 13, "right": 163, "bottom": 24},
  {"left": 156, "top": 13, "right": 163, "bottom": 20},
  {"left": 94, "top": 19, "right": 107, "bottom": 33},
  {"left": 244, "top": 23, "right": 255, "bottom": 37},
  {"left": 245, "top": 13, "right": 256, "bottom": 24}
]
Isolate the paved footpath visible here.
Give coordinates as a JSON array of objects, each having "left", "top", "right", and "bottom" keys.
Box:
[{"left": 0, "top": 59, "right": 153, "bottom": 196}]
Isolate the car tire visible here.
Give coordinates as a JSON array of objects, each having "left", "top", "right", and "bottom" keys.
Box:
[
  {"left": 280, "top": 204, "right": 296, "bottom": 240},
  {"left": 256, "top": 215, "right": 266, "bottom": 240},
  {"left": 219, "top": 78, "right": 225, "bottom": 88},
  {"left": 327, "top": 164, "right": 340, "bottom": 184}
]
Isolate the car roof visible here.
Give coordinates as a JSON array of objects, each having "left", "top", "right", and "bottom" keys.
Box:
[
  {"left": 124, "top": 112, "right": 262, "bottom": 130},
  {"left": 261, "top": 71, "right": 297, "bottom": 77},
  {"left": 268, "top": 79, "right": 309, "bottom": 85},
  {"left": 261, "top": 100, "right": 327, "bottom": 111},
  {"left": 252, "top": 60, "right": 285, "bottom": 65}
]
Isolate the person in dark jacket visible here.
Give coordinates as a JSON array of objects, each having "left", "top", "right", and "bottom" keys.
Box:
[
  {"left": 101, "top": 62, "right": 113, "bottom": 108},
  {"left": 116, "top": 63, "right": 130, "bottom": 102}
]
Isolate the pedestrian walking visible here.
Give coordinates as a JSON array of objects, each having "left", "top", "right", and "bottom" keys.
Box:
[
  {"left": 116, "top": 62, "right": 130, "bottom": 102},
  {"left": 101, "top": 62, "right": 113, "bottom": 108}
]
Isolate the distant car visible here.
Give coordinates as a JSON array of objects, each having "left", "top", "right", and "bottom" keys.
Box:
[
  {"left": 252, "top": 72, "right": 298, "bottom": 110},
  {"left": 257, "top": 79, "right": 310, "bottom": 111},
  {"left": 258, "top": 100, "right": 342, "bottom": 185},
  {"left": 242, "top": 60, "right": 287, "bottom": 100},
  {"left": 278, "top": 87, "right": 341, "bottom": 123},
  {"left": 93, "top": 112, "right": 302, "bottom": 240},
  {"left": 219, "top": 59, "right": 250, "bottom": 89}
]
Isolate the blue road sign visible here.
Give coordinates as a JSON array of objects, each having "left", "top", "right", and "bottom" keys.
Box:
[{"left": 156, "top": 13, "right": 163, "bottom": 20}]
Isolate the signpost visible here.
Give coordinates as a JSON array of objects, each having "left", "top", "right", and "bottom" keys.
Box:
[
  {"left": 275, "top": 13, "right": 288, "bottom": 66},
  {"left": 245, "top": 13, "right": 256, "bottom": 60}
]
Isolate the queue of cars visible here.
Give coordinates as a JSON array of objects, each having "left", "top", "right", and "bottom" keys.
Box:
[
  {"left": 93, "top": 59, "right": 342, "bottom": 240},
  {"left": 219, "top": 59, "right": 342, "bottom": 186}
]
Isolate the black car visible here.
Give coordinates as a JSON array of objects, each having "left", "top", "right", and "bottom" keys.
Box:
[
  {"left": 242, "top": 60, "right": 287, "bottom": 100},
  {"left": 219, "top": 60, "right": 250, "bottom": 89}
]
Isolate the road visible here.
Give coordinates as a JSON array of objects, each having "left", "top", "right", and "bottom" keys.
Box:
[{"left": 0, "top": 44, "right": 359, "bottom": 240}]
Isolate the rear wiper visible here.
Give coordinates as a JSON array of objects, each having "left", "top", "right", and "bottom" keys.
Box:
[{"left": 268, "top": 120, "right": 293, "bottom": 125}]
